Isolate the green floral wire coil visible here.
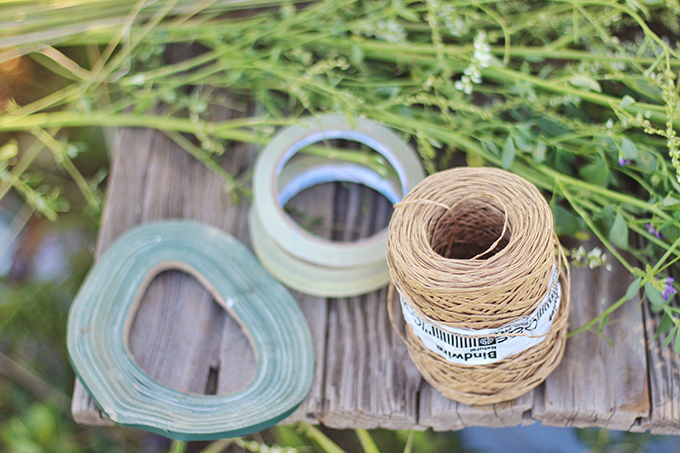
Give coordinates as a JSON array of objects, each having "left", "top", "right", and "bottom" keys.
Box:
[{"left": 67, "top": 220, "right": 314, "bottom": 441}]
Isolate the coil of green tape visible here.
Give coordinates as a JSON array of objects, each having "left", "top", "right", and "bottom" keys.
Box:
[
  {"left": 250, "top": 114, "right": 425, "bottom": 297},
  {"left": 67, "top": 220, "right": 314, "bottom": 441}
]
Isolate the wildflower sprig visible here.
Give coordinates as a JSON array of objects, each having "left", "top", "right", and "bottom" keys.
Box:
[{"left": 454, "top": 31, "right": 495, "bottom": 95}]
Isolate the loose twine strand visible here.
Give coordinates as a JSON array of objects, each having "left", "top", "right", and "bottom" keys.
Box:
[{"left": 387, "top": 167, "right": 571, "bottom": 405}]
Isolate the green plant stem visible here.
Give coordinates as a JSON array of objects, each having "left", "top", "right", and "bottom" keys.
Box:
[
  {"left": 629, "top": 223, "right": 680, "bottom": 268},
  {"left": 402, "top": 430, "right": 414, "bottom": 453},
  {"left": 33, "top": 128, "right": 100, "bottom": 211},
  {"left": 558, "top": 0, "right": 680, "bottom": 59},
  {"left": 0, "top": 112, "right": 264, "bottom": 143},
  {"left": 197, "top": 439, "right": 235, "bottom": 453},
  {"left": 356, "top": 429, "right": 380, "bottom": 453},
  {"left": 296, "top": 424, "right": 346, "bottom": 453},
  {"left": 163, "top": 130, "right": 237, "bottom": 193},
  {"left": 653, "top": 234, "right": 680, "bottom": 273},
  {"left": 477, "top": 4, "right": 510, "bottom": 64},
  {"left": 0, "top": 351, "right": 71, "bottom": 415},
  {"left": 537, "top": 165, "right": 673, "bottom": 221},
  {"left": 0, "top": 85, "right": 83, "bottom": 126},
  {"left": 483, "top": 66, "right": 668, "bottom": 123},
  {"left": 103, "top": 0, "right": 182, "bottom": 81},
  {"left": 560, "top": 180, "right": 636, "bottom": 273},
  {"left": 300, "top": 34, "right": 673, "bottom": 127},
  {"left": 368, "top": 107, "right": 672, "bottom": 223},
  {"left": 0, "top": 137, "right": 46, "bottom": 201},
  {"left": 568, "top": 292, "right": 636, "bottom": 338},
  {"left": 490, "top": 46, "right": 680, "bottom": 66},
  {"left": 0, "top": 203, "right": 34, "bottom": 258},
  {"left": 168, "top": 440, "right": 187, "bottom": 453}
]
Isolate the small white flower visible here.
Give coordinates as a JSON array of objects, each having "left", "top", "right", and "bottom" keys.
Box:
[{"left": 454, "top": 76, "right": 473, "bottom": 94}]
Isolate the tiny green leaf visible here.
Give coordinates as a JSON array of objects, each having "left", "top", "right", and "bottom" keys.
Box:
[
  {"left": 552, "top": 205, "right": 580, "bottom": 236},
  {"left": 664, "top": 326, "right": 676, "bottom": 348},
  {"left": 0, "top": 139, "right": 18, "bottom": 161},
  {"left": 513, "top": 132, "right": 532, "bottom": 152},
  {"left": 482, "top": 140, "right": 500, "bottom": 156},
  {"left": 609, "top": 212, "right": 628, "bottom": 249},
  {"left": 578, "top": 157, "right": 609, "bottom": 186},
  {"left": 620, "top": 137, "right": 639, "bottom": 159},
  {"left": 625, "top": 277, "right": 641, "bottom": 301},
  {"left": 599, "top": 204, "right": 615, "bottom": 232},
  {"left": 569, "top": 75, "right": 602, "bottom": 92},
  {"left": 620, "top": 95, "right": 636, "bottom": 108},
  {"left": 625, "top": 0, "right": 640, "bottom": 12},
  {"left": 532, "top": 142, "right": 547, "bottom": 163},
  {"left": 674, "top": 328, "right": 680, "bottom": 354},
  {"left": 662, "top": 195, "right": 680, "bottom": 206},
  {"left": 645, "top": 282, "right": 666, "bottom": 313},
  {"left": 598, "top": 314, "right": 609, "bottom": 333},
  {"left": 656, "top": 312, "right": 673, "bottom": 340},
  {"left": 501, "top": 136, "right": 515, "bottom": 169}
]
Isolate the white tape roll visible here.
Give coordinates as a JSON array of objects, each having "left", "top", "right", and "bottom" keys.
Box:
[
  {"left": 250, "top": 115, "right": 425, "bottom": 297},
  {"left": 400, "top": 265, "right": 562, "bottom": 365}
]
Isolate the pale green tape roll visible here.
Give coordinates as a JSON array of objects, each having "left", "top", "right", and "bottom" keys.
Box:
[
  {"left": 67, "top": 220, "right": 314, "bottom": 441},
  {"left": 250, "top": 114, "right": 425, "bottom": 297}
]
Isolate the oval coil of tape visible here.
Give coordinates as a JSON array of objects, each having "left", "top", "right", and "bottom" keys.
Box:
[
  {"left": 250, "top": 114, "right": 425, "bottom": 297},
  {"left": 67, "top": 220, "right": 314, "bottom": 441},
  {"left": 387, "top": 167, "right": 570, "bottom": 405}
]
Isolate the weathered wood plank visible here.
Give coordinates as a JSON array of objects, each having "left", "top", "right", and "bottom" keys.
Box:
[
  {"left": 279, "top": 183, "right": 334, "bottom": 424},
  {"left": 635, "top": 269, "right": 680, "bottom": 435},
  {"left": 418, "top": 379, "right": 534, "bottom": 430},
  {"left": 322, "top": 183, "right": 422, "bottom": 430},
  {"left": 533, "top": 242, "right": 649, "bottom": 430}
]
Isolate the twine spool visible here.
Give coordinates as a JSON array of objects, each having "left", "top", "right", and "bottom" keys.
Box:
[{"left": 387, "top": 167, "right": 570, "bottom": 405}]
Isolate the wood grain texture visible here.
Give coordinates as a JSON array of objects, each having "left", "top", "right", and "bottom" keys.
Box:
[
  {"left": 280, "top": 183, "right": 334, "bottom": 425},
  {"left": 321, "top": 183, "right": 422, "bottom": 430},
  {"left": 636, "top": 274, "right": 680, "bottom": 435},
  {"left": 533, "top": 242, "right": 649, "bottom": 430}
]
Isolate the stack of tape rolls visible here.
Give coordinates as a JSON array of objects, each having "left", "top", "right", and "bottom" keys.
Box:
[
  {"left": 250, "top": 114, "right": 425, "bottom": 297},
  {"left": 387, "top": 167, "right": 570, "bottom": 405}
]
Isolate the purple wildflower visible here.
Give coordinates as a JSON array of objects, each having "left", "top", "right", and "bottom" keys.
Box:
[
  {"left": 645, "top": 223, "right": 665, "bottom": 240},
  {"left": 618, "top": 157, "right": 632, "bottom": 166},
  {"left": 663, "top": 277, "right": 678, "bottom": 301}
]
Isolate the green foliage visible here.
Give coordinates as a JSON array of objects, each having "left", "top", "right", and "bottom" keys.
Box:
[
  {"left": 1, "top": 403, "right": 81, "bottom": 453},
  {"left": 578, "top": 428, "right": 663, "bottom": 453}
]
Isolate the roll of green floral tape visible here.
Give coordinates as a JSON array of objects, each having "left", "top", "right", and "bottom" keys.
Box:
[
  {"left": 250, "top": 114, "right": 425, "bottom": 297},
  {"left": 67, "top": 220, "right": 314, "bottom": 441}
]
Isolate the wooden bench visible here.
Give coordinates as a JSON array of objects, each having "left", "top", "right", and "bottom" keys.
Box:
[{"left": 70, "top": 97, "right": 680, "bottom": 436}]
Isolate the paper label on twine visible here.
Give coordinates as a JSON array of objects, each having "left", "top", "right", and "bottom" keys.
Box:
[{"left": 399, "top": 266, "right": 562, "bottom": 365}]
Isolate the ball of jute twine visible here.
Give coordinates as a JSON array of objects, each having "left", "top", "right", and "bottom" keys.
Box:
[{"left": 386, "top": 167, "right": 570, "bottom": 405}]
